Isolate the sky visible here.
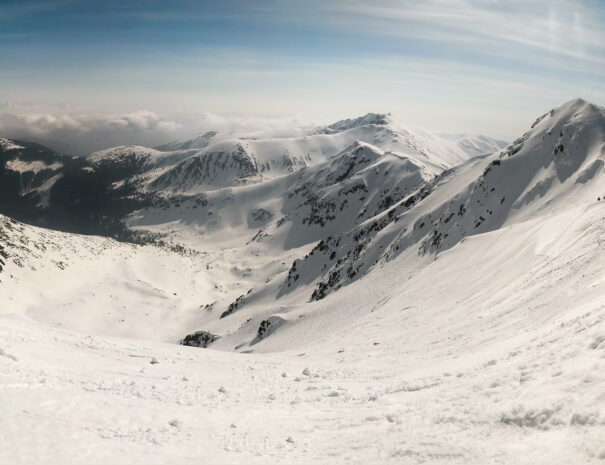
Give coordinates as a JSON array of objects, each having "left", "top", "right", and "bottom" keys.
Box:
[{"left": 1, "top": 0, "right": 604, "bottom": 153}]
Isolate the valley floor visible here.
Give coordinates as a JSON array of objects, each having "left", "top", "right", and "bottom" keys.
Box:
[{"left": 1, "top": 204, "right": 605, "bottom": 464}]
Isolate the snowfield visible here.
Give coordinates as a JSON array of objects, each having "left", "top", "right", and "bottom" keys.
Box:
[{"left": 1, "top": 99, "right": 605, "bottom": 464}]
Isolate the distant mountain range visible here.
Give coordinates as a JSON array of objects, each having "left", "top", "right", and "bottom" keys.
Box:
[
  {"left": 0, "top": 112, "right": 504, "bottom": 239},
  {"left": 1, "top": 98, "right": 603, "bottom": 348}
]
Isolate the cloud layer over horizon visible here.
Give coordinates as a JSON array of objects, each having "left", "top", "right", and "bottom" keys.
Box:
[
  {"left": 0, "top": 110, "right": 183, "bottom": 154},
  {"left": 0, "top": 108, "right": 324, "bottom": 154}
]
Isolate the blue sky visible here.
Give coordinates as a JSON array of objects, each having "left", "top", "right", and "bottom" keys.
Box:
[{"left": 1, "top": 0, "right": 604, "bottom": 151}]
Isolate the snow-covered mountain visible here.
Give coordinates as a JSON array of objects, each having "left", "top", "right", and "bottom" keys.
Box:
[
  {"left": 0, "top": 138, "right": 68, "bottom": 224},
  {"left": 438, "top": 133, "right": 508, "bottom": 156},
  {"left": 154, "top": 130, "right": 219, "bottom": 151},
  {"left": 0, "top": 111, "right": 487, "bottom": 235},
  {"left": 280, "top": 98, "right": 605, "bottom": 301},
  {"left": 1, "top": 99, "right": 604, "bottom": 464},
  {"left": 146, "top": 112, "right": 474, "bottom": 193},
  {"left": 2, "top": 99, "right": 603, "bottom": 337}
]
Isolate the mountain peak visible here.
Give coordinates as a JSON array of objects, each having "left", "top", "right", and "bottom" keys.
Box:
[
  {"left": 87, "top": 145, "right": 159, "bottom": 163},
  {"left": 523, "top": 98, "right": 605, "bottom": 137},
  {"left": 324, "top": 113, "right": 392, "bottom": 133},
  {"left": 548, "top": 98, "right": 604, "bottom": 122},
  {"left": 156, "top": 131, "right": 219, "bottom": 152}
]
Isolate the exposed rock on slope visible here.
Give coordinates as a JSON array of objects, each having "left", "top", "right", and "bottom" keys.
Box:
[
  {"left": 2, "top": 99, "right": 602, "bottom": 339},
  {"left": 279, "top": 98, "right": 605, "bottom": 301},
  {"left": 149, "top": 143, "right": 261, "bottom": 191}
]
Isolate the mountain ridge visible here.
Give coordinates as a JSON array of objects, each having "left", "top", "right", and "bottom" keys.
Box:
[{"left": 0, "top": 98, "right": 603, "bottom": 347}]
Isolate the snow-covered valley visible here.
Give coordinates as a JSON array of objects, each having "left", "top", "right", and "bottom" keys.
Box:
[{"left": 1, "top": 99, "right": 604, "bottom": 464}]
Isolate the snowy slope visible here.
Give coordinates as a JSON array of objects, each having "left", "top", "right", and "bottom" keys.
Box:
[
  {"left": 87, "top": 145, "right": 190, "bottom": 171},
  {"left": 0, "top": 214, "right": 220, "bottom": 341},
  {"left": 3, "top": 98, "right": 603, "bottom": 346},
  {"left": 155, "top": 130, "right": 219, "bottom": 151},
  {"left": 0, "top": 112, "right": 480, "bottom": 232},
  {"left": 1, "top": 199, "right": 604, "bottom": 465},
  {"left": 318, "top": 112, "right": 472, "bottom": 169},
  {"left": 146, "top": 112, "right": 473, "bottom": 192},
  {"left": 438, "top": 133, "right": 508, "bottom": 156},
  {"left": 0, "top": 111, "right": 497, "bottom": 213},
  {"left": 272, "top": 98, "right": 605, "bottom": 301},
  {"left": 114, "top": 99, "right": 603, "bottom": 335}
]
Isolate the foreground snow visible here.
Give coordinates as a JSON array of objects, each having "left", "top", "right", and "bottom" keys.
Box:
[{"left": 1, "top": 202, "right": 604, "bottom": 464}]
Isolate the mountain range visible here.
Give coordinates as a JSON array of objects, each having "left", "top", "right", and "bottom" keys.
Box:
[{"left": 1, "top": 99, "right": 604, "bottom": 464}]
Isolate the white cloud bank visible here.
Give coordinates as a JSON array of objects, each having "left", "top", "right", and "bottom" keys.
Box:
[
  {"left": 0, "top": 111, "right": 185, "bottom": 154},
  {"left": 0, "top": 109, "right": 321, "bottom": 155}
]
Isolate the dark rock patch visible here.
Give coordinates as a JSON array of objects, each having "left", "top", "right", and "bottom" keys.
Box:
[{"left": 180, "top": 331, "right": 220, "bottom": 348}]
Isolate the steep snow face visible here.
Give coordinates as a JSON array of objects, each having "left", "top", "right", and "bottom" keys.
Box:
[
  {"left": 123, "top": 98, "right": 605, "bottom": 313},
  {"left": 128, "top": 140, "right": 429, "bottom": 251},
  {"left": 273, "top": 99, "right": 605, "bottom": 302},
  {"left": 148, "top": 143, "right": 263, "bottom": 191},
  {"left": 142, "top": 112, "right": 474, "bottom": 193},
  {"left": 276, "top": 142, "right": 427, "bottom": 247},
  {"left": 315, "top": 112, "right": 472, "bottom": 173},
  {"left": 506, "top": 98, "right": 605, "bottom": 186},
  {"left": 413, "top": 98, "right": 605, "bottom": 250},
  {"left": 143, "top": 131, "right": 367, "bottom": 193},
  {"left": 439, "top": 133, "right": 508, "bottom": 156}
]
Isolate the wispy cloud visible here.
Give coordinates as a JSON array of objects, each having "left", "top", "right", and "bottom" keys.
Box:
[
  {"left": 0, "top": 109, "right": 321, "bottom": 154},
  {"left": 314, "top": 0, "right": 605, "bottom": 66},
  {"left": 0, "top": 111, "right": 183, "bottom": 154}
]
